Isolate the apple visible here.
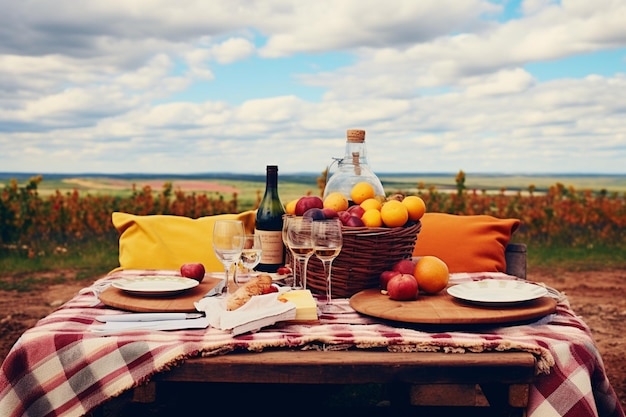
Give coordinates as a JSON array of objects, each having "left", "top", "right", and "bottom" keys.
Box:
[
  {"left": 387, "top": 274, "right": 419, "bottom": 301},
  {"left": 345, "top": 215, "right": 365, "bottom": 227},
  {"left": 346, "top": 205, "right": 365, "bottom": 218},
  {"left": 322, "top": 208, "right": 338, "bottom": 219},
  {"left": 180, "top": 263, "right": 206, "bottom": 282},
  {"left": 337, "top": 210, "right": 352, "bottom": 226},
  {"left": 392, "top": 259, "right": 416, "bottom": 274},
  {"left": 295, "top": 196, "right": 324, "bottom": 216},
  {"left": 380, "top": 270, "right": 401, "bottom": 290},
  {"left": 277, "top": 266, "right": 292, "bottom": 276},
  {"left": 303, "top": 207, "right": 326, "bottom": 220}
]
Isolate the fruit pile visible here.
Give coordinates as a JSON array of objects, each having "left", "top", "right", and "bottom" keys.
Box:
[
  {"left": 285, "top": 182, "right": 426, "bottom": 228},
  {"left": 380, "top": 256, "right": 450, "bottom": 301}
]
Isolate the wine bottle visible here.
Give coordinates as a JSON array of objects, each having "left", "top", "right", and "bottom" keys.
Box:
[{"left": 255, "top": 165, "right": 286, "bottom": 273}]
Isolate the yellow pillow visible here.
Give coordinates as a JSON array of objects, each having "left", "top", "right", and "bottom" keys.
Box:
[
  {"left": 111, "top": 211, "right": 257, "bottom": 273},
  {"left": 412, "top": 213, "right": 520, "bottom": 273}
]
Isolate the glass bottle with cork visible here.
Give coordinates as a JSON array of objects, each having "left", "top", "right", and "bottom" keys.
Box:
[
  {"left": 323, "top": 129, "right": 385, "bottom": 203},
  {"left": 255, "top": 165, "right": 286, "bottom": 273}
]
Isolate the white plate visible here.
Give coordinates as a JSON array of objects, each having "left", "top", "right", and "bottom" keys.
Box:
[
  {"left": 113, "top": 276, "right": 199, "bottom": 296},
  {"left": 447, "top": 279, "right": 548, "bottom": 305}
]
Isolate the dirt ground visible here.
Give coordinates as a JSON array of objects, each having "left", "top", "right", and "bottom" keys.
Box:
[{"left": 1, "top": 267, "right": 625, "bottom": 412}]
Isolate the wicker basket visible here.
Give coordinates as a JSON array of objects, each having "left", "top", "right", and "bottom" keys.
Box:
[{"left": 305, "top": 221, "right": 421, "bottom": 298}]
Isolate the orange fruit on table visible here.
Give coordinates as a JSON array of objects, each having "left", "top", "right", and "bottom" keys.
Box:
[
  {"left": 323, "top": 192, "right": 349, "bottom": 212},
  {"left": 380, "top": 200, "right": 409, "bottom": 227},
  {"left": 413, "top": 255, "right": 449, "bottom": 294},
  {"left": 360, "top": 198, "right": 382, "bottom": 211},
  {"left": 361, "top": 208, "right": 383, "bottom": 227},
  {"left": 350, "top": 182, "right": 376, "bottom": 205},
  {"left": 401, "top": 195, "right": 426, "bottom": 221}
]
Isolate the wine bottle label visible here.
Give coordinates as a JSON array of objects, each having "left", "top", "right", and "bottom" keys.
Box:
[{"left": 255, "top": 229, "right": 284, "bottom": 265}]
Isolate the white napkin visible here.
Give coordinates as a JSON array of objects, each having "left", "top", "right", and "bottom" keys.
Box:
[
  {"left": 90, "top": 316, "right": 210, "bottom": 335},
  {"left": 194, "top": 292, "right": 296, "bottom": 336}
]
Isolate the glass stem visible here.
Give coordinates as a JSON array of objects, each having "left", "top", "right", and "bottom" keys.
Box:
[
  {"left": 323, "top": 260, "right": 333, "bottom": 304},
  {"left": 301, "top": 256, "right": 311, "bottom": 290},
  {"left": 294, "top": 256, "right": 308, "bottom": 289},
  {"left": 291, "top": 257, "right": 299, "bottom": 289},
  {"left": 223, "top": 263, "right": 232, "bottom": 295}
]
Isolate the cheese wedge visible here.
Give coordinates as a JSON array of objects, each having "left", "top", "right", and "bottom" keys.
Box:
[{"left": 278, "top": 290, "right": 318, "bottom": 321}]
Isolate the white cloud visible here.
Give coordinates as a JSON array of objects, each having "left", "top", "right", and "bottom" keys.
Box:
[
  {"left": 462, "top": 68, "right": 536, "bottom": 97},
  {"left": 0, "top": 0, "right": 625, "bottom": 174},
  {"left": 521, "top": 0, "right": 557, "bottom": 15},
  {"left": 258, "top": 0, "right": 498, "bottom": 57},
  {"left": 210, "top": 37, "right": 255, "bottom": 64}
]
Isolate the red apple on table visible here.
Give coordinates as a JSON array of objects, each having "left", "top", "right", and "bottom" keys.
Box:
[
  {"left": 277, "top": 266, "right": 292, "bottom": 276},
  {"left": 392, "top": 259, "right": 416, "bottom": 274},
  {"left": 387, "top": 273, "right": 419, "bottom": 301},
  {"left": 180, "top": 263, "right": 206, "bottom": 282},
  {"left": 295, "top": 196, "right": 324, "bottom": 216},
  {"left": 380, "top": 270, "right": 401, "bottom": 290}
]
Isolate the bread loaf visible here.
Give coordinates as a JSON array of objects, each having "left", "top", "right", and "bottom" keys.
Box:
[{"left": 226, "top": 274, "right": 273, "bottom": 311}]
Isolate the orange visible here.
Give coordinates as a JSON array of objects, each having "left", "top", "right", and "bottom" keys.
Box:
[
  {"left": 350, "top": 182, "right": 375, "bottom": 205},
  {"left": 402, "top": 195, "right": 426, "bottom": 221},
  {"left": 360, "top": 198, "right": 382, "bottom": 211},
  {"left": 380, "top": 200, "right": 409, "bottom": 227},
  {"left": 323, "top": 192, "right": 349, "bottom": 212},
  {"left": 413, "top": 255, "right": 449, "bottom": 294},
  {"left": 361, "top": 208, "right": 383, "bottom": 227},
  {"left": 285, "top": 199, "right": 298, "bottom": 215}
]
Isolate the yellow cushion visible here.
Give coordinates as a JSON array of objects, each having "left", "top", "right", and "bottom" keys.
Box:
[
  {"left": 111, "top": 211, "right": 257, "bottom": 273},
  {"left": 412, "top": 213, "right": 520, "bottom": 273}
]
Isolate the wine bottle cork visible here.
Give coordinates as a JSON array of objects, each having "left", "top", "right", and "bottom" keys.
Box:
[{"left": 346, "top": 129, "right": 365, "bottom": 143}]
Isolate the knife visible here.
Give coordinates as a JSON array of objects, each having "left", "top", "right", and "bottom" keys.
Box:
[{"left": 95, "top": 312, "right": 204, "bottom": 323}]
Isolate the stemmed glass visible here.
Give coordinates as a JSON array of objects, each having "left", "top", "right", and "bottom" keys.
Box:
[
  {"left": 312, "top": 218, "right": 343, "bottom": 312},
  {"left": 236, "top": 234, "right": 263, "bottom": 285},
  {"left": 212, "top": 220, "right": 245, "bottom": 295},
  {"left": 284, "top": 216, "right": 314, "bottom": 290},
  {"left": 282, "top": 214, "right": 296, "bottom": 281}
]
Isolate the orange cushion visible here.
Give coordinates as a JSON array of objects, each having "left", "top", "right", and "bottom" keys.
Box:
[
  {"left": 111, "top": 211, "right": 257, "bottom": 273},
  {"left": 412, "top": 213, "right": 520, "bottom": 273}
]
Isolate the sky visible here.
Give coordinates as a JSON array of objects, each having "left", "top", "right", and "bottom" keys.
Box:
[{"left": 1, "top": 0, "right": 625, "bottom": 176}]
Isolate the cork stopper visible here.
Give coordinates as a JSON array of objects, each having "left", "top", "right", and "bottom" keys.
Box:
[{"left": 346, "top": 129, "right": 365, "bottom": 143}]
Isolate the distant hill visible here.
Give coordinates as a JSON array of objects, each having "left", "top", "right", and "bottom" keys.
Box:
[{"left": 1, "top": 172, "right": 625, "bottom": 194}]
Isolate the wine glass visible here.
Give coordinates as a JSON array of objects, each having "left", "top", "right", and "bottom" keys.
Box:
[
  {"left": 312, "top": 218, "right": 343, "bottom": 312},
  {"left": 236, "top": 234, "right": 263, "bottom": 285},
  {"left": 212, "top": 220, "right": 245, "bottom": 295},
  {"left": 284, "top": 216, "right": 314, "bottom": 290},
  {"left": 281, "top": 214, "right": 296, "bottom": 281}
]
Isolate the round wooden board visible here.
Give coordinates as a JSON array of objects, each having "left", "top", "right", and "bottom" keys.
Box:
[
  {"left": 350, "top": 288, "right": 557, "bottom": 325},
  {"left": 99, "top": 277, "right": 223, "bottom": 313}
]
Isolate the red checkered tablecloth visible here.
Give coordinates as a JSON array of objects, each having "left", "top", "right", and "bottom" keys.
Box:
[{"left": 1, "top": 271, "right": 623, "bottom": 417}]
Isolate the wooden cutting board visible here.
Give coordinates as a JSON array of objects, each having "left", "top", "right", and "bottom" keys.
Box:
[
  {"left": 99, "top": 277, "right": 223, "bottom": 313},
  {"left": 350, "top": 288, "right": 557, "bottom": 325}
]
